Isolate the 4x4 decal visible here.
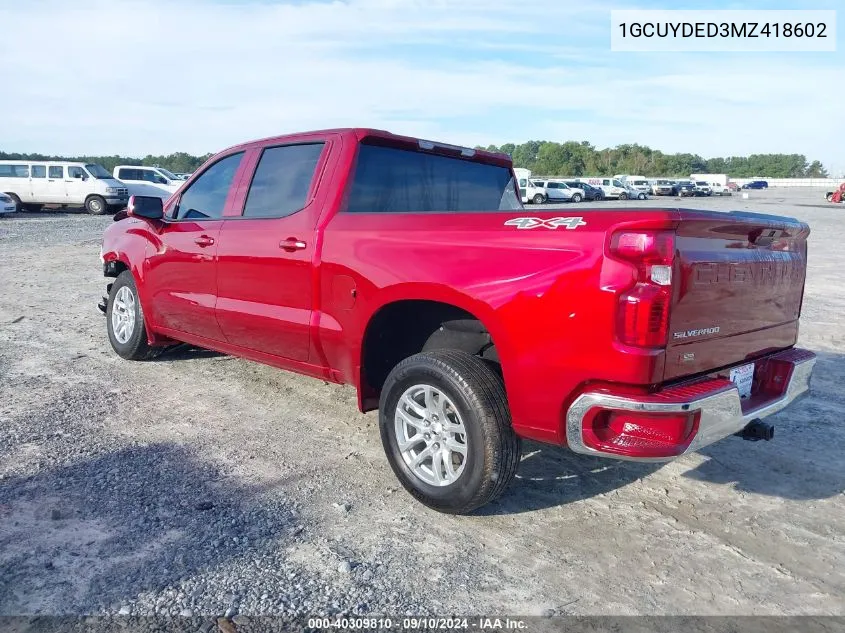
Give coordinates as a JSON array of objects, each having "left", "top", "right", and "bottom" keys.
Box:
[{"left": 504, "top": 217, "right": 587, "bottom": 230}]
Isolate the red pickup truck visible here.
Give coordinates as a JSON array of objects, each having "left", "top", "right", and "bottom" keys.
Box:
[{"left": 99, "top": 128, "right": 816, "bottom": 514}]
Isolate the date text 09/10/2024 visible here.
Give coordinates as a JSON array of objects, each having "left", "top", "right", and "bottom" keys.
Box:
[{"left": 307, "top": 616, "right": 528, "bottom": 630}]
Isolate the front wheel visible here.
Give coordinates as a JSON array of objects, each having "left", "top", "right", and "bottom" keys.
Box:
[
  {"left": 532, "top": 194, "right": 545, "bottom": 205},
  {"left": 570, "top": 194, "right": 583, "bottom": 203},
  {"left": 637, "top": 193, "right": 647, "bottom": 200},
  {"left": 379, "top": 350, "right": 521, "bottom": 514},
  {"left": 827, "top": 193, "right": 834, "bottom": 202},
  {"left": 619, "top": 192, "right": 628, "bottom": 200},
  {"left": 85, "top": 195, "right": 108, "bottom": 215},
  {"left": 106, "top": 271, "right": 161, "bottom": 360}
]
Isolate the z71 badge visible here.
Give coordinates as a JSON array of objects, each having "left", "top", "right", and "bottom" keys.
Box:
[{"left": 504, "top": 217, "right": 587, "bottom": 230}]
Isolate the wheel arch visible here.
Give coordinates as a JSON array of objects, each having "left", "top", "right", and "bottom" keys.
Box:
[{"left": 356, "top": 288, "right": 509, "bottom": 413}]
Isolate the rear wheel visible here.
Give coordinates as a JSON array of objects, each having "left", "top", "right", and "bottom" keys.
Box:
[
  {"left": 85, "top": 195, "right": 108, "bottom": 215},
  {"left": 532, "top": 194, "right": 545, "bottom": 205},
  {"left": 571, "top": 193, "right": 583, "bottom": 203},
  {"left": 827, "top": 193, "right": 834, "bottom": 202},
  {"left": 619, "top": 192, "right": 628, "bottom": 200},
  {"left": 106, "top": 271, "right": 161, "bottom": 361},
  {"left": 379, "top": 350, "right": 521, "bottom": 514},
  {"left": 637, "top": 192, "right": 647, "bottom": 200}
]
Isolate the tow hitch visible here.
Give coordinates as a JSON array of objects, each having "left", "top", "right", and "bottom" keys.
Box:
[{"left": 735, "top": 419, "right": 775, "bottom": 441}]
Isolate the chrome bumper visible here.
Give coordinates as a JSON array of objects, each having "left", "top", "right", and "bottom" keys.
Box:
[{"left": 566, "top": 349, "right": 816, "bottom": 462}]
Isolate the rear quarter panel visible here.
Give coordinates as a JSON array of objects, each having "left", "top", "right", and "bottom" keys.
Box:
[{"left": 319, "top": 209, "right": 679, "bottom": 443}]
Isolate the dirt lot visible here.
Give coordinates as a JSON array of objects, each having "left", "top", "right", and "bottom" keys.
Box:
[{"left": 0, "top": 189, "right": 843, "bottom": 618}]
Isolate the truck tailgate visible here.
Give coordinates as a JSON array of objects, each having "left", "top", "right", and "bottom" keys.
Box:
[{"left": 664, "top": 210, "right": 809, "bottom": 381}]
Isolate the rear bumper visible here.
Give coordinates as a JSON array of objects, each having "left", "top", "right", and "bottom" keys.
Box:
[{"left": 565, "top": 348, "right": 816, "bottom": 462}]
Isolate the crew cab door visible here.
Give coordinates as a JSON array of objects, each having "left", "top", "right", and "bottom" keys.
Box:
[
  {"left": 144, "top": 151, "right": 245, "bottom": 341},
  {"left": 214, "top": 139, "right": 330, "bottom": 362}
]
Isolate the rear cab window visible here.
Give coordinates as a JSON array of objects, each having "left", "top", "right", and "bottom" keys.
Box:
[
  {"left": 344, "top": 142, "right": 520, "bottom": 213},
  {"left": 243, "top": 143, "right": 325, "bottom": 218}
]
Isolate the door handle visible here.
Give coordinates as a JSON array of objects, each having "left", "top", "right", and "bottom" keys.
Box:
[
  {"left": 280, "top": 237, "right": 306, "bottom": 252},
  {"left": 194, "top": 235, "right": 215, "bottom": 247}
]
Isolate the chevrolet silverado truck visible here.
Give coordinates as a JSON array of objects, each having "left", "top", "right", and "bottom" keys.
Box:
[{"left": 98, "top": 128, "right": 816, "bottom": 514}]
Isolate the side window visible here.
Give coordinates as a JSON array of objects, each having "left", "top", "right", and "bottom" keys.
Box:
[
  {"left": 68, "top": 166, "right": 86, "bottom": 179},
  {"left": 518, "top": 179, "right": 526, "bottom": 187},
  {"left": 117, "top": 168, "right": 136, "bottom": 180},
  {"left": 602, "top": 179, "right": 610, "bottom": 186},
  {"left": 243, "top": 143, "right": 325, "bottom": 219},
  {"left": 31, "top": 165, "right": 46, "bottom": 178},
  {"left": 176, "top": 152, "right": 244, "bottom": 220},
  {"left": 612, "top": 179, "right": 624, "bottom": 187},
  {"left": 0, "top": 164, "right": 30, "bottom": 177},
  {"left": 49, "top": 166, "right": 64, "bottom": 178}
]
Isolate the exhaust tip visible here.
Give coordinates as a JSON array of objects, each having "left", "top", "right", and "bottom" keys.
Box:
[{"left": 735, "top": 419, "right": 775, "bottom": 442}]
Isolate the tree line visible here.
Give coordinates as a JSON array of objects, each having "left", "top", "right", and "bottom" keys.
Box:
[
  {"left": 2, "top": 142, "right": 830, "bottom": 179},
  {"left": 478, "top": 141, "right": 829, "bottom": 179},
  {"left": 0, "top": 151, "right": 213, "bottom": 175}
]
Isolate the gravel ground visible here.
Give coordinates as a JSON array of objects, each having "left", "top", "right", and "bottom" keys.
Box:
[{"left": 0, "top": 191, "right": 843, "bottom": 618}]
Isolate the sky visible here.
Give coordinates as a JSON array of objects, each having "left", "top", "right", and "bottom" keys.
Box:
[{"left": 1, "top": 0, "right": 842, "bottom": 175}]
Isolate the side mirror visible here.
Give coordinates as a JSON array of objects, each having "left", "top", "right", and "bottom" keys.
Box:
[{"left": 127, "top": 195, "right": 164, "bottom": 220}]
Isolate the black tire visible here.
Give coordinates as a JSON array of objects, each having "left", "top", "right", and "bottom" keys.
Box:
[
  {"left": 619, "top": 192, "right": 628, "bottom": 200},
  {"left": 379, "top": 350, "right": 521, "bottom": 514},
  {"left": 106, "top": 271, "right": 161, "bottom": 361},
  {"left": 532, "top": 194, "right": 545, "bottom": 205},
  {"left": 571, "top": 193, "right": 583, "bottom": 203},
  {"left": 826, "top": 193, "right": 834, "bottom": 202},
  {"left": 85, "top": 195, "right": 108, "bottom": 215}
]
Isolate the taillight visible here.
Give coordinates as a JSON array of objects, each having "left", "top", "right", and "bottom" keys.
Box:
[{"left": 610, "top": 230, "right": 675, "bottom": 348}]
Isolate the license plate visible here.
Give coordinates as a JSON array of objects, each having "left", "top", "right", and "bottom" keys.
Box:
[{"left": 730, "top": 363, "right": 755, "bottom": 399}]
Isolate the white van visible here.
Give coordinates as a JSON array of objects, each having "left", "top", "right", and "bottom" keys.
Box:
[
  {"left": 576, "top": 177, "right": 644, "bottom": 200},
  {"left": 616, "top": 175, "right": 651, "bottom": 193},
  {"left": 113, "top": 165, "right": 184, "bottom": 200},
  {"left": 0, "top": 161, "right": 129, "bottom": 214},
  {"left": 514, "top": 168, "right": 533, "bottom": 204}
]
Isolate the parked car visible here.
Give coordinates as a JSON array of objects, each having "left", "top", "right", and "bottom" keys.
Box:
[
  {"left": 693, "top": 181, "right": 713, "bottom": 196},
  {"left": 531, "top": 180, "right": 584, "bottom": 203},
  {"left": 576, "top": 177, "right": 632, "bottom": 199},
  {"left": 0, "top": 192, "right": 17, "bottom": 215},
  {"left": 651, "top": 180, "right": 677, "bottom": 196},
  {"left": 99, "top": 127, "right": 815, "bottom": 514},
  {"left": 113, "top": 165, "right": 184, "bottom": 200},
  {"left": 0, "top": 160, "right": 128, "bottom": 214},
  {"left": 742, "top": 180, "right": 769, "bottom": 189},
  {"left": 826, "top": 183, "right": 845, "bottom": 203},
  {"left": 676, "top": 181, "right": 696, "bottom": 197},
  {"left": 727, "top": 182, "right": 740, "bottom": 192},
  {"left": 564, "top": 181, "right": 603, "bottom": 201}
]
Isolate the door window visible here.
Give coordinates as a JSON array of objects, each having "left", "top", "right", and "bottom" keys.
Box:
[
  {"left": 175, "top": 152, "right": 244, "bottom": 220},
  {"left": 31, "top": 165, "right": 46, "bottom": 178},
  {"left": 68, "top": 166, "right": 87, "bottom": 179},
  {"left": 48, "top": 166, "right": 64, "bottom": 179},
  {"left": 242, "top": 143, "right": 325, "bottom": 219}
]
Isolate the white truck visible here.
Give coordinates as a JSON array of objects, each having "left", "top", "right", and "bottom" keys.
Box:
[
  {"left": 576, "top": 177, "right": 646, "bottom": 200},
  {"left": 112, "top": 165, "right": 184, "bottom": 200},
  {"left": 514, "top": 168, "right": 549, "bottom": 204},
  {"left": 0, "top": 160, "right": 129, "bottom": 214},
  {"left": 614, "top": 175, "right": 651, "bottom": 193},
  {"left": 691, "top": 173, "right": 731, "bottom": 195}
]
